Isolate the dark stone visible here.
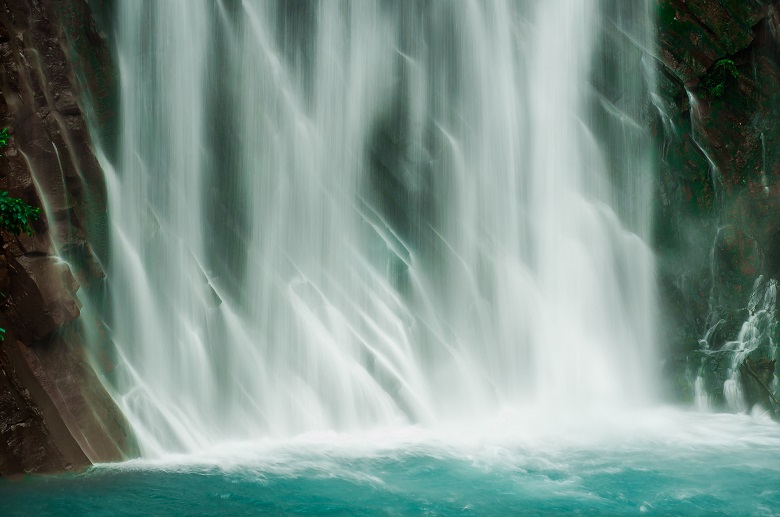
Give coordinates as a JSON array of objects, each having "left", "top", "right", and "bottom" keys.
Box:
[
  {"left": 0, "top": 0, "right": 137, "bottom": 475},
  {"left": 6, "top": 255, "right": 80, "bottom": 343},
  {"left": 655, "top": 0, "right": 780, "bottom": 410}
]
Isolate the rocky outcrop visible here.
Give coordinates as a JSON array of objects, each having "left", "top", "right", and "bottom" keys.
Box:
[
  {"left": 0, "top": 0, "right": 136, "bottom": 475},
  {"left": 6, "top": 256, "right": 81, "bottom": 342},
  {"left": 654, "top": 0, "right": 780, "bottom": 409}
]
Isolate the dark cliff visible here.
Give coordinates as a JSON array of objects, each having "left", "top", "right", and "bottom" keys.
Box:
[
  {"left": 653, "top": 0, "right": 780, "bottom": 411},
  {"left": 0, "top": 0, "right": 134, "bottom": 475}
]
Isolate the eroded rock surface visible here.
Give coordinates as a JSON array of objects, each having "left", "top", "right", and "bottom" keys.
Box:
[{"left": 0, "top": 0, "right": 135, "bottom": 475}]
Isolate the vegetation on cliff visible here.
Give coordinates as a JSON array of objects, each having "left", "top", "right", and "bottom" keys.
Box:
[
  {"left": 0, "top": 130, "right": 41, "bottom": 341},
  {"left": 703, "top": 58, "right": 740, "bottom": 98},
  {"left": 0, "top": 129, "right": 40, "bottom": 237},
  {"left": 0, "top": 191, "right": 40, "bottom": 237}
]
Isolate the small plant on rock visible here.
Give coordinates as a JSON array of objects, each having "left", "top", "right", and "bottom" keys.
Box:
[
  {"left": 0, "top": 127, "right": 40, "bottom": 237},
  {"left": 0, "top": 128, "right": 8, "bottom": 155},
  {"left": 704, "top": 59, "right": 739, "bottom": 98},
  {"left": 0, "top": 192, "right": 40, "bottom": 236}
]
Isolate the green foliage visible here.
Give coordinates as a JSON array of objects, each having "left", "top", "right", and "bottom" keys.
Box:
[
  {"left": 0, "top": 191, "right": 40, "bottom": 236},
  {"left": 0, "top": 131, "right": 30, "bottom": 345},
  {"left": 704, "top": 59, "right": 739, "bottom": 98},
  {"left": 0, "top": 127, "right": 8, "bottom": 156}
]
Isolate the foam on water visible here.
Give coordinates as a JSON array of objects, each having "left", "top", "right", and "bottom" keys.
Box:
[
  {"left": 95, "top": 408, "right": 780, "bottom": 473},
  {"left": 3, "top": 411, "right": 780, "bottom": 515}
]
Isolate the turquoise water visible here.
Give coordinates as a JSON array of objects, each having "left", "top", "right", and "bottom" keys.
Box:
[{"left": 3, "top": 410, "right": 780, "bottom": 516}]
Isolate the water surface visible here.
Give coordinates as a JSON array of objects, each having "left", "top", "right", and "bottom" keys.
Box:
[{"left": 4, "top": 410, "right": 779, "bottom": 516}]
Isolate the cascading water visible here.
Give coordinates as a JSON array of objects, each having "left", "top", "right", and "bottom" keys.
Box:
[
  {"left": 95, "top": 0, "right": 658, "bottom": 455},
  {"left": 719, "top": 278, "right": 777, "bottom": 413}
]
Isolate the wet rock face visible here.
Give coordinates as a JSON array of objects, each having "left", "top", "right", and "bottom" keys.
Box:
[
  {"left": 0, "top": 0, "right": 136, "bottom": 475},
  {"left": 655, "top": 0, "right": 780, "bottom": 406},
  {"left": 0, "top": 338, "right": 89, "bottom": 475},
  {"left": 657, "top": 0, "right": 767, "bottom": 86},
  {"left": 7, "top": 256, "right": 81, "bottom": 342}
]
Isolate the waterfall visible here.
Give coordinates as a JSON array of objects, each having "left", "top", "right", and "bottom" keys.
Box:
[{"left": 96, "top": 0, "right": 657, "bottom": 455}]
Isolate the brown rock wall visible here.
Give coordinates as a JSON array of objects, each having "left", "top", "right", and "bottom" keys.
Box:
[{"left": 0, "top": 0, "right": 135, "bottom": 475}]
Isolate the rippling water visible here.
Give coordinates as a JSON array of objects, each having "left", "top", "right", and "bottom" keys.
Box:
[{"left": 3, "top": 409, "right": 780, "bottom": 516}]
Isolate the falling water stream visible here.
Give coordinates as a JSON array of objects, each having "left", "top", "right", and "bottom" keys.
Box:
[{"left": 100, "top": 0, "right": 658, "bottom": 456}]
